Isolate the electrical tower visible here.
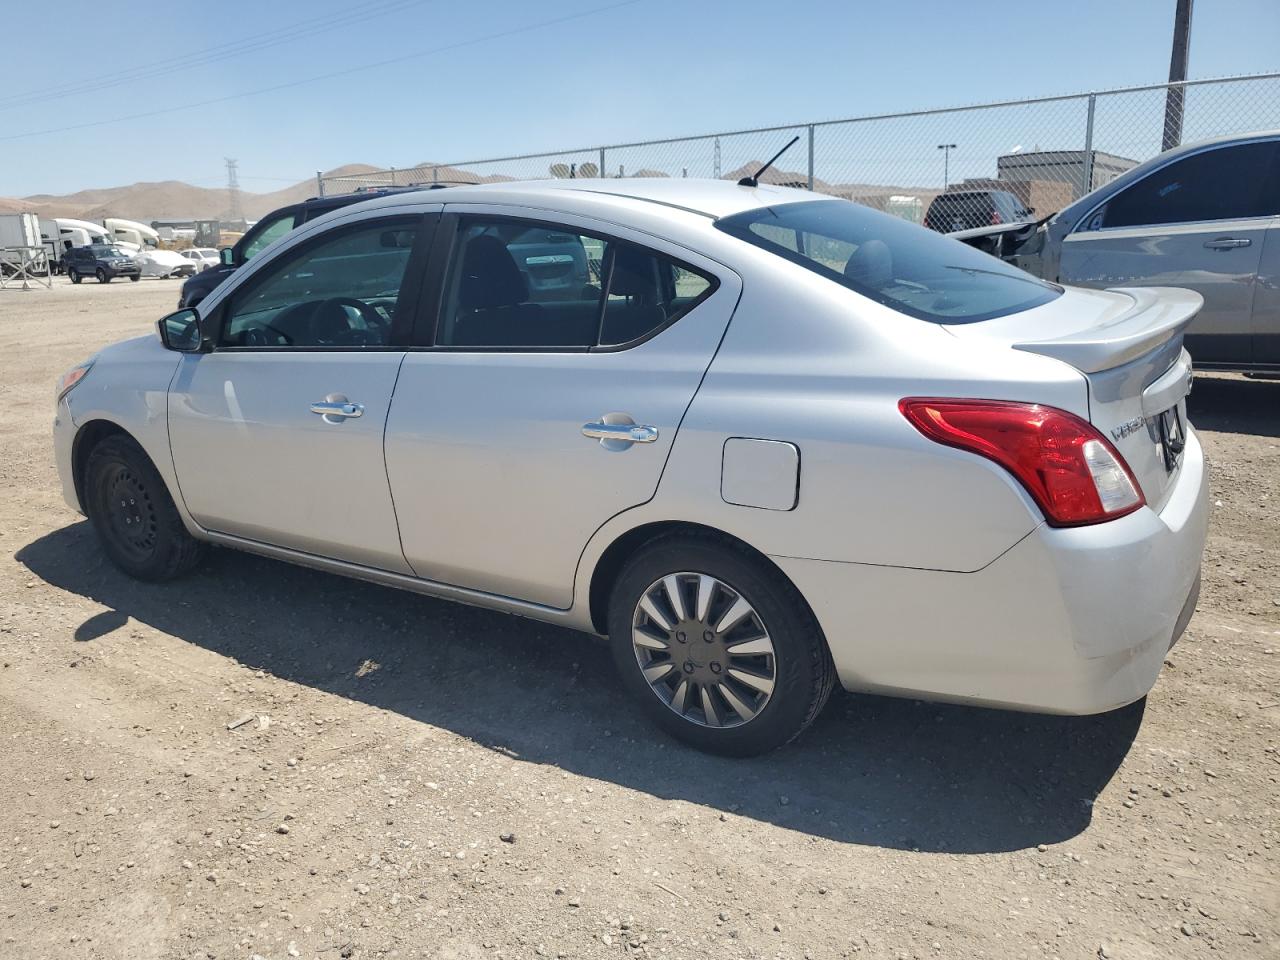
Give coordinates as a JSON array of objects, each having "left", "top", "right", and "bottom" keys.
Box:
[{"left": 224, "top": 157, "right": 243, "bottom": 224}]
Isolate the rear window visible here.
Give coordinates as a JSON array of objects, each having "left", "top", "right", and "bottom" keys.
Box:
[{"left": 717, "top": 199, "right": 1060, "bottom": 324}]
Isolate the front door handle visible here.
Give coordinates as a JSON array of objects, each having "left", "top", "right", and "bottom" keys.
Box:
[
  {"left": 1203, "top": 237, "right": 1251, "bottom": 249},
  {"left": 582, "top": 421, "right": 658, "bottom": 444},
  {"left": 310, "top": 400, "right": 364, "bottom": 419}
]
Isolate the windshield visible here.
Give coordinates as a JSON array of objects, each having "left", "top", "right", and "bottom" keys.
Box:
[
  {"left": 716, "top": 199, "right": 1060, "bottom": 324},
  {"left": 89, "top": 245, "right": 129, "bottom": 258}
]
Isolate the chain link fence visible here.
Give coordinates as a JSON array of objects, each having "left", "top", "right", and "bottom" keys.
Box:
[{"left": 318, "top": 73, "right": 1280, "bottom": 228}]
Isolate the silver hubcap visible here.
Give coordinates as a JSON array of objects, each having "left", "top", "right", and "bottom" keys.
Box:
[{"left": 631, "top": 572, "right": 776, "bottom": 728}]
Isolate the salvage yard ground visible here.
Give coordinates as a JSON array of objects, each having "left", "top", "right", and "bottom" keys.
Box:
[{"left": 0, "top": 278, "right": 1277, "bottom": 960}]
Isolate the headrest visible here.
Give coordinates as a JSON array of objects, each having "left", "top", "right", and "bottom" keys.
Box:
[
  {"left": 610, "top": 246, "right": 661, "bottom": 299},
  {"left": 843, "top": 239, "right": 893, "bottom": 289},
  {"left": 459, "top": 235, "right": 528, "bottom": 310}
]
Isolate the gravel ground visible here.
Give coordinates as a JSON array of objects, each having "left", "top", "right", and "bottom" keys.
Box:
[{"left": 1, "top": 277, "right": 1277, "bottom": 960}]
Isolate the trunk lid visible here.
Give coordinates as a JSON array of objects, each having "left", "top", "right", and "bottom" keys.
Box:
[{"left": 946, "top": 285, "right": 1202, "bottom": 512}]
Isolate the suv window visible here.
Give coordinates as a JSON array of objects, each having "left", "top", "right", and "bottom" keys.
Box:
[
  {"left": 239, "top": 210, "right": 300, "bottom": 262},
  {"left": 718, "top": 199, "right": 1060, "bottom": 324},
  {"left": 220, "top": 219, "right": 419, "bottom": 348},
  {"left": 437, "top": 218, "right": 714, "bottom": 349},
  {"left": 1090, "top": 140, "right": 1280, "bottom": 230}
]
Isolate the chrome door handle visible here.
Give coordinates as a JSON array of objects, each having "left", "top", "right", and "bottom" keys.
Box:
[
  {"left": 310, "top": 400, "right": 364, "bottom": 419},
  {"left": 582, "top": 421, "right": 658, "bottom": 443},
  {"left": 1203, "top": 237, "right": 1251, "bottom": 249}
]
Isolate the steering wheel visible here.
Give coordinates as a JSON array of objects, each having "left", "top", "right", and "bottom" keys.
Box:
[
  {"left": 318, "top": 297, "right": 390, "bottom": 333},
  {"left": 243, "top": 324, "right": 293, "bottom": 346}
]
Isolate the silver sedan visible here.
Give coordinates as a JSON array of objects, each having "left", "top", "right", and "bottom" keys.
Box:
[{"left": 52, "top": 179, "right": 1208, "bottom": 755}]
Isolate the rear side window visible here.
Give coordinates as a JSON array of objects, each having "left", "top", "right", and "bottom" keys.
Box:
[
  {"left": 1090, "top": 141, "right": 1280, "bottom": 230},
  {"left": 437, "top": 217, "right": 715, "bottom": 349},
  {"left": 718, "top": 199, "right": 1060, "bottom": 324}
]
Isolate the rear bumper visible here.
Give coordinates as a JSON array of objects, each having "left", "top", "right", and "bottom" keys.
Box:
[{"left": 774, "top": 427, "right": 1209, "bottom": 715}]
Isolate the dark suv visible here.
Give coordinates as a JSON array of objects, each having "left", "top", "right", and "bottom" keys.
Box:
[
  {"left": 923, "top": 189, "right": 1032, "bottom": 233},
  {"left": 65, "top": 245, "right": 142, "bottom": 284},
  {"left": 178, "top": 188, "right": 415, "bottom": 308}
]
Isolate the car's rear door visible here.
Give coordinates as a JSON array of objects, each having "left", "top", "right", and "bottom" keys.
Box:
[
  {"left": 383, "top": 206, "right": 740, "bottom": 608},
  {"left": 168, "top": 206, "right": 438, "bottom": 572},
  {"left": 1058, "top": 138, "right": 1279, "bottom": 366}
]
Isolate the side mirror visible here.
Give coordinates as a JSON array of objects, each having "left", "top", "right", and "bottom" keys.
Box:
[
  {"left": 157, "top": 309, "right": 205, "bottom": 353},
  {"left": 219, "top": 247, "right": 234, "bottom": 266}
]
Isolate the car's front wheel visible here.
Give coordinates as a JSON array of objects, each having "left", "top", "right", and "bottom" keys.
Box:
[
  {"left": 607, "top": 534, "right": 835, "bottom": 756},
  {"left": 84, "top": 434, "right": 204, "bottom": 581},
  {"left": 95, "top": 268, "right": 109, "bottom": 283},
  {"left": 129, "top": 274, "right": 140, "bottom": 282}
]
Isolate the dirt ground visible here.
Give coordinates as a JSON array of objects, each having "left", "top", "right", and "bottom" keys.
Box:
[{"left": 1, "top": 277, "right": 1277, "bottom": 960}]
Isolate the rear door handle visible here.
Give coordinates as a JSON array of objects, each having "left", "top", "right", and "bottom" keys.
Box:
[
  {"left": 310, "top": 400, "right": 364, "bottom": 419},
  {"left": 1203, "top": 237, "right": 1251, "bottom": 249},
  {"left": 582, "top": 421, "right": 658, "bottom": 444}
]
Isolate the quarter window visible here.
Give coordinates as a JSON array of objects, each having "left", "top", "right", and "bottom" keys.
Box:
[
  {"left": 219, "top": 219, "right": 420, "bottom": 348},
  {"left": 437, "top": 218, "right": 715, "bottom": 349},
  {"left": 1091, "top": 141, "right": 1280, "bottom": 230}
]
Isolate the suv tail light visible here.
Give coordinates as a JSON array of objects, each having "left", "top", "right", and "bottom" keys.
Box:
[
  {"left": 899, "top": 398, "right": 1145, "bottom": 526},
  {"left": 989, "top": 210, "right": 1003, "bottom": 224}
]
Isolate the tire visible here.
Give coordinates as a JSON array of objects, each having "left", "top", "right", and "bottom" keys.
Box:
[
  {"left": 607, "top": 533, "right": 835, "bottom": 757},
  {"left": 84, "top": 434, "right": 204, "bottom": 581},
  {"left": 96, "top": 268, "right": 109, "bottom": 283},
  {"left": 129, "top": 274, "right": 140, "bottom": 282},
  {"left": 69, "top": 269, "right": 81, "bottom": 284}
]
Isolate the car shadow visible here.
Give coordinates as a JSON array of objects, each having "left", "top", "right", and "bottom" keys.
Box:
[
  {"left": 1189, "top": 373, "right": 1280, "bottom": 438},
  {"left": 17, "top": 522, "right": 1143, "bottom": 855}
]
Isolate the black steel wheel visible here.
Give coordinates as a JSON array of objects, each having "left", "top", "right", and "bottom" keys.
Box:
[{"left": 84, "top": 434, "right": 204, "bottom": 581}]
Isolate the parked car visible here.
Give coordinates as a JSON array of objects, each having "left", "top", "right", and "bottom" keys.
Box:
[
  {"left": 54, "top": 179, "right": 1207, "bottom": 755},
  {"left": 950, "top": 131, "right": 1280, "bottom": 372},
  {"left": 923, "top": 189, "right": 1031, "bottom": 232},
  {"left": 178, "top": 248, "right": 220, "bottom": 272},
  {"left": 178, "top": 188, "right": 417, "bottom": 308},
  {"left": 135, "top": 249, "right": 197, "bottom": 279},
  {"left": 64, "top": 244, "right": 141, "bottom": 283}
]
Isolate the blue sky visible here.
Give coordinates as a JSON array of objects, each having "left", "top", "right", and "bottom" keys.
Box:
[{"left": 1, "top": 0, "right": 1276, "bottom": 197}]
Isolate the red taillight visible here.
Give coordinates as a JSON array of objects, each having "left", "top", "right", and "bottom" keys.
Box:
[
  {"left": 899, "top": 398, "right": 1145, "bottom": 526},
  {"left": 990, "top": 210, "right": 1003, "bottom": 224}
]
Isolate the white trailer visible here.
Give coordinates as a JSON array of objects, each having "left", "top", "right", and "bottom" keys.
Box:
[
  {"left": 55, "top": 217, "right": 111, "bottom": 252},
  {"left": 0, "top": 212, "right": 53, "bottom": 283},
  {"left": 103, "top": 217, "right": 160, "bottom": 252}
]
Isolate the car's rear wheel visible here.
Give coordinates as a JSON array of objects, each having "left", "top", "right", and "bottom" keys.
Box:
[
  {"left": 129, "top": 274, "right": 140, "bottom": 282},
  {"left": 95, "top": 268, "right": 108, "bottom": 283},
  {"left": 68, "top": 268, "right": 80, "bottom": 284},
  {"left": 607, "top": 534, "right": 835, "bottom": 756},
  {"left": 84, "top": 434, "right": 204, "bottom": 581}
]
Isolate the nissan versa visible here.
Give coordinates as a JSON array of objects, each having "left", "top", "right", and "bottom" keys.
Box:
[{"left": 52, "top": 179, "right": 1208, "bottom": 756}]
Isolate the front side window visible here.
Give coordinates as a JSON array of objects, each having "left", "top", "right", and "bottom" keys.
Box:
[
  {"left": 219, "top": 219, "right": 419, "bottom": 348},
  {"left": 239, "top": 210, "right": 300, "bottom": 262},
  {"left": 718, "top": 199, "right": 1060, "bottom": 324},
  {"left": 436, "top": 217, "right": 715, "bottom": 349},
  {"left": 1089, "top": 141, "right": 1280, "bottom": 230}
]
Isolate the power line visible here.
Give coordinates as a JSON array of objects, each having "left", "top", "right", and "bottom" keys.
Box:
[
  {"left": 0, "top": 0, "right": 641, "bottom": 144},
  {"left": 0, "top": 0, "right": 431, "bottom": 112}
]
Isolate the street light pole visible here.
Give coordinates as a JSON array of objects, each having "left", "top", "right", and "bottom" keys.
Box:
[
  {"left": 1162, "top": 0, "right": 1194, "bottom": 151},
  {"left": 937, "top": 143, "right": 957, "bottom": 189}
]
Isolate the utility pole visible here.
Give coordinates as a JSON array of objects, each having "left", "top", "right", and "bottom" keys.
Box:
[
  {"left": 224, "top": 158, "right": 242, "bottom": 226},
  {"left": 713, "top": 137, "right": 722, "bottom": 179},
  {"left": 1162, "top": 0, "right": 1194, "bottom": 152},
  {"left": 937, "top": 143, "right": 957, "bottom": 189}
]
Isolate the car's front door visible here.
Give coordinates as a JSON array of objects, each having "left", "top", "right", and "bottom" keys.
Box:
[
  {"left": 1058, "top": 138, "right": 1280, "bottom": 366},
  {"left": 168, "top": 210, "right": 436, "bottom": 572},
  {"left": 384, "top": 207, "right": 740, "bottom": 608}
]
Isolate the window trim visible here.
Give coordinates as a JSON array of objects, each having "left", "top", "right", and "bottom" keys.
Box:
[
  {"left": 1069, "top": 136, "right": 1280, "bottom": 236},
  {"left": 209, "top": 212, "right": 434, "bottom": 353},
  {"left": 416, "top": 211, "right": 720, "bottom": 353}
]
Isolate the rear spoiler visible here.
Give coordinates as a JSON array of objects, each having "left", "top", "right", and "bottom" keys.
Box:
[{"left": 1012, "top": 287, "right": 1203, "bottom": 374}]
